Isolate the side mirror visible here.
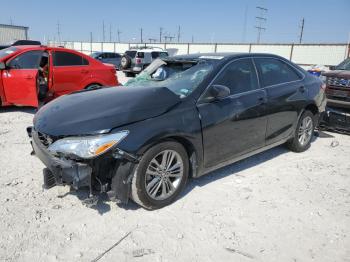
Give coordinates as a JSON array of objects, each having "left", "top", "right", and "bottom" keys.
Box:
[
  {"left": 209, "top": 84, "right": 230, "bottom": 100},
  {"left": 0, "top": 62, "right": 5, "bottom": 70},
  {"left": 328, "top": 65, "right": 336, "bottom": 70}
]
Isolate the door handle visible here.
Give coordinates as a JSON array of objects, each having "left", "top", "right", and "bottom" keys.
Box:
[
  {"left": 299, "top": 86, "right": 306, "bottom": 93},
  {"left": 25, "top": 75, "right": 34, "bottom": 80},
  {"left": 81, "top": 69, "right": 89, "bottom": 74}
]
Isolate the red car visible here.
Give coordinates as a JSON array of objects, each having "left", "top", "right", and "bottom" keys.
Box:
[{"left": 0, "top": 45, "right": 119, "bottom": 107}]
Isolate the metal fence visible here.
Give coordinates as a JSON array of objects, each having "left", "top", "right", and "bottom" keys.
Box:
[{"left": 48, "top": 41, "right": 350, "bottom": 66}]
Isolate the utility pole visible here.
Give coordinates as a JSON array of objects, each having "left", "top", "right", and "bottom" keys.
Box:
[
  {"left": 242, "top": 4, "right": 248, "bottom": 42},
  {"left": 255, "top": 6, "right": 268, "bottom": 43},
  {"left": 109, "top": 24, "right": 112, "bottom": 42},
  {"left": 148, "top": 38, "right": 157, "bottom": 43},
  {"left": 102, "top": 21, "right": 105, "bottom": 42},
  {"left": 140, "top": 28, "right": 143, "bottom": 43},
  {"left": 177, "top": 26, "right": 181, "bottom": 43},
  {"left": 159, "top": 27, "right": 163, "bottom": 43},
  {"left": 299, "top": 18, "right": 305, "bottom": 44},
  {"left": 191, "top": 35, "right": 194, "bottom": 43},
  {"left": 117, "top": 29, "right": 121, "bottom": 43},
  {"left": 90, "top": 32, "right": 93, "bottom": 53},
  {"left": 57, "top": 21, "right": 61, "bottom": 43}
]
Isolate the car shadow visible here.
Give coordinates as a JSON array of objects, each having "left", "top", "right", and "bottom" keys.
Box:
[
  {"left": 0, "top": 106, "right": 37, "bottom": 115},
  {"left": 179, "top": 132, "right": 324, "bottom": 200}
]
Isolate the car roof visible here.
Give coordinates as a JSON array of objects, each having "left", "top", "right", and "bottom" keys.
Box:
[
  {"left": 170, "top": 52, "right": 288, "bottom": 61},
  {"left": 127, "top": 49, "right": 167, "bottom": 53}
]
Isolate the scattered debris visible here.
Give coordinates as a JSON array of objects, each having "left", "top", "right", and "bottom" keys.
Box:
[
  {"left": 91, "top": 231, "right": 131, "bottom": 262},
  {"left": 0, "top": 130, "right": 10, "bottom": 135},
  {"left": 330, "top": 140, "right": 339, "bottom": 147},
  {"left": 52, "top": 204, "right": 62, "bottom": 210},
  {"left": 225, "top": 247, "right": 255, "bottom": 259},
  {"left": 132, "top": 248, "right": 155, "bottom": 257}
]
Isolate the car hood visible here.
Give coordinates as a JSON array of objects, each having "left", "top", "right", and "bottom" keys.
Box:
[
  {"left": 322, "top": 70, "right": 350, "bottom": 79},
  {"left": 34, "top": 86, "right": 180, "bottom": 136}
]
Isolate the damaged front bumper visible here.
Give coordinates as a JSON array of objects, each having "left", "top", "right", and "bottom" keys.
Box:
[
  {"left": 320, "top": 106, "right": 350, "bottom": 134},
  {"left": 27, "top": 127, "right": 138, "bottom": 206}
]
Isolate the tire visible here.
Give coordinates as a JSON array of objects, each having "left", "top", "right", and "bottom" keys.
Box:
[
  {"left": 286, "top": 110, "right": 315, "bottom": 152},
  {"left": 85, "top": 84, "right": 101, "bottom": 90},
  {"left": 120, "top": 55, "right": 131, "bottom": 69},
  {"left": 131, "top": 141, "right": 189, "bottom": 210}
]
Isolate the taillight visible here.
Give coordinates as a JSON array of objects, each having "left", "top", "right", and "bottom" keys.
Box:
[{"left": 136, "top": 58, "right": 142, "bottom": 64}]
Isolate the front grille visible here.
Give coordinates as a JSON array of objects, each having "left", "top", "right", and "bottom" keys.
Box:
[
  {"left": 327, "top": 77, "right": 350, "bottom": 88},
  {"left": 37, "top": 132, "right": 54, "bottom": 148}
]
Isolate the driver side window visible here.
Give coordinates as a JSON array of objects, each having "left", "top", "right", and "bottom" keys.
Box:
[
  {"left": 213, "top": 58, "right": 259, "bottom": 96},
  {"left": 8, "top": 51, "right": 43, "bottom": 69}
]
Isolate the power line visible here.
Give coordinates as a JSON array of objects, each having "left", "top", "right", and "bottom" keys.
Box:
[
  {"left": 255, "top": 6, "right": 268, "bottom": 43},
  {"left": 299, "top": 18, "right": 305, "bottom": 44}
]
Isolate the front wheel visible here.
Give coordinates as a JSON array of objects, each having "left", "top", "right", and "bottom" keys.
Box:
[
  {"left": 131, "top": 141, "right": 189, "bottom": 209},
  {"left": 287, "top": 110, "right": 315, "bottom": 152}
]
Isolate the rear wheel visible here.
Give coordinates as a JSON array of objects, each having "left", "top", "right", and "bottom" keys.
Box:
[
  {"left": 85, "top": 84, "right": 101, "bottom": 90},
  {"left": 131, "top": 141, "right": 189, "bottom": 209},
  {"left": 287, "top": 110, "right": 315, "bottom": 152}
]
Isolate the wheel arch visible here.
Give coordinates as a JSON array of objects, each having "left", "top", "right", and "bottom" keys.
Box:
[{"left": 84, "top": 82, "right": 103, "bottom": 89}]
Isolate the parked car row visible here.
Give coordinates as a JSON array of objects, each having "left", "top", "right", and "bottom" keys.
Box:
[{"left": 27, "top": 52, "right": 326, "bottom": 209}]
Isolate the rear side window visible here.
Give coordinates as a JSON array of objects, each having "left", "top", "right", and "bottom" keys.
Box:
[
  {"left": 151, "top": 52, "right": 160, "bottom": 59},
  {"left": 213, "top": 58, "right": 259, "bottom": 95},
  {"left": 136, "top": 52, "right": 144, "bottom": 58},
  {"left": 8, "top": 50, "right": 43, "bottom": 69},
  {"left": 125, "top": 51, "right": 137, "bottom": 58},
  {"left": 254, "top": 58, "right": 301, "bottom": 87},
  {"left": 53, "top": 51, "right": 89, "bottom": 66}
]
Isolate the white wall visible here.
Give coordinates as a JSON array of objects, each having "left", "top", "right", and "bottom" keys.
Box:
[{"left": 48, "top": 41, "right": 349, "bottom": 66}]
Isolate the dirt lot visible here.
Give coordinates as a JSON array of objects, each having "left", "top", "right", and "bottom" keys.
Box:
[{"left": 0, "top": 72, "right": 349, "bottom": 262}]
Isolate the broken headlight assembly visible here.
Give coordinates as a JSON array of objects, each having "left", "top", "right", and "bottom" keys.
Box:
[{"left": 47, "top": 131, "right": 129, "bottom": 159}]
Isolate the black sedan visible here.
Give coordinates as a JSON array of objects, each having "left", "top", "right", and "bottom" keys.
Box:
[{"left": 28, "top": 53, "right": 326, "bottom": 209}]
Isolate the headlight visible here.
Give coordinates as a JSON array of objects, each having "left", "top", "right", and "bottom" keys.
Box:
[{"left": 48, "top": 131, "right": 129, "bottom": 159}]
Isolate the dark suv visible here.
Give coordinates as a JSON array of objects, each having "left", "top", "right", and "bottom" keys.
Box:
[
  {"left": 28, "top": 53, "right": 326, "bottom": 210},
  {"left": 322, "top": 58, "right": 350, "bottom": 109},
  {"left": 320, "top": 58, "right": 350, "bottom": 132}
]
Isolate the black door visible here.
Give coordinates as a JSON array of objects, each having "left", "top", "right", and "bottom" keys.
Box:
[
  {"left": 253, "top": 57, "right": 305, "bottom": 145},
  {"left": 197, "top": 58, "right": 268, "bottom": 168}
]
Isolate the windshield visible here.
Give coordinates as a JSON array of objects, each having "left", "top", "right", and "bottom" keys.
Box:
[
  {"left": 91, "top": 52, "right": 101, "bottom": 58},
  {"left": 335, "top": 58, "right": 350, "bottom": 70},
  {"left": 124, "top": 59, "right": 214, "bottom": 98},
  {"left": 0, "top": 46, "right": 18, "bottom": 60}
]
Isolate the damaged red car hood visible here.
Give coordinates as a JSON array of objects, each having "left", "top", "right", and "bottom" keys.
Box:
[{"left": 34, "top": 86, "right": 180, "bottom": 136}]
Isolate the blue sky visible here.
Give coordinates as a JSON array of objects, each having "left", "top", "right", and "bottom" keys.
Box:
[{"left": 1, "top": 0, "right": 349, "bottom": 44}]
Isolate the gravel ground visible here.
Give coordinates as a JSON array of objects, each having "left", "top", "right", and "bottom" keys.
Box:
[{"left": 0, "top": 72, "right": 349, "bottom": 262}]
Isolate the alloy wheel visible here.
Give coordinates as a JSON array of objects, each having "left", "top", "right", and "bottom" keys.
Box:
[
  {"left": 298, "top": 116, "right": 313, "bottom": 146},
  {"left": 145, "top": 150, "right": 184, "bottom": 201}
]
